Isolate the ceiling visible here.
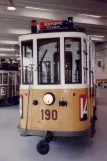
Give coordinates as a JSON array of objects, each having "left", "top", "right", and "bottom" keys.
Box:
[{"left": 0, "top": 0, "right": 107, "bottom": 56}]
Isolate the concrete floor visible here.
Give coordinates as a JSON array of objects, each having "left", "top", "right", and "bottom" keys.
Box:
[{"left": 0, "top": 105, "right": 106, "bottom": 161}]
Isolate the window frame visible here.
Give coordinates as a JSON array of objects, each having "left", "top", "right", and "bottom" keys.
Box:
[
  {"left": 37, "top": 37, "right": 61, "bottom": 85},
  {"left": 64, "top": 37, "right": 82, "bottom": 84},
  {"left": 21, "top": 40, "right": 33, "bottom": 85}
]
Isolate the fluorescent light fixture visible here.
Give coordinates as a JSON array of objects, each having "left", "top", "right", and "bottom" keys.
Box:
[
  {"left": 89, "top": 35, "right": 105, "bottom": 38},
  {"left": 16, "top": 57, "right": 20, "bottom": 60},
  {"left": 7, "top": 0, "right": 16, "bottom": 11},
  {"left": 0, "top": 40, "right": 18, "bottom": 44},
  {"left": 25, "top": 6, "right": 53, "bottom": 11},
  {"left": 0, "top": 54, "right": 18, "bottom": 57},
  {"left": 0, "top": 48, "right": 15, "bottom": 51},
  {"left": 7, "top": 6, "right": 16, "bottom": 11},
  {"left": 98, "top": 58, "right": 102, "bottom": 61},
  {"left": 25, "top": 6, "right": 71, "bottom": 13},
  {"left": 79, "top": 14, "right": 101, "bottom": 18},
  {"left": 88, "top": 15, "right": 101, "bottom": 18}
]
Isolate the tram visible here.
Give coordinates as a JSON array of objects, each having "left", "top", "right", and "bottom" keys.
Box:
[
  {"left": 0, "top": 58, "right": 20, "bottom": 106},
  {"left": 18, "top": 17, "right": 97, "bottom": 155}
]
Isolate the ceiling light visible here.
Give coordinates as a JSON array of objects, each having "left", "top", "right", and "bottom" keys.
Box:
[
  {"left": 25, "top": 6, "right": 53, "bottom": 11},
  {"left": 0, "top": 48, "right": 15, "bottom": 51},
  {"left": 16, "top": 57, "right": 20, "bottom": 60},
  {"left": 0, "top": 54, "right": 19, "bottom": 57},
  {"left": 89, "top": 35, "right": 105, "bottom": 38},
  {"left": 88, "top": 15, "right": 101, "bottom": 18},
  {"left": 25, "top": 6, "right": 72, "bottom": 13},
  {"left": 0, "top": 40, "right": 18, "bottom": 44},
  {"left": 78, "top": 14, "right": 101, "bottom": 18},
  {"left": 98, "top": 58, "right": 102, "bottom": 61},
  {"left": 7, "top": 0, "right": 16, "bottom": 11}
]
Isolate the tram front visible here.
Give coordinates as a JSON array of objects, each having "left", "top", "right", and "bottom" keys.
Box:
[{"left": 18, "top": 17, "right": 97, "bottom": 155}]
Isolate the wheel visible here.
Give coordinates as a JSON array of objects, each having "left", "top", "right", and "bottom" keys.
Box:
[
  {"left": 13, "top": 97, "right": 19, "bottom": 105},
  {"left": 7, "top": 98, "right": 14, "bottom": 106},
  {"left": 37, "top": 140, "right": 50, "bottom": 155},
  {"left": 90, "top": 118, "right": 96, "bottom": 138},
  {"left": 90, "top": 126, "right": 96, "bottom": 138},
  {"left": 52, "top": 136, "right": 57, "bottom": 141}
]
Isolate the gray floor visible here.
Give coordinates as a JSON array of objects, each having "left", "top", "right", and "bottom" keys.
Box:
[{"left": 0, "top": 105, "right": 106, "bottom": 161}]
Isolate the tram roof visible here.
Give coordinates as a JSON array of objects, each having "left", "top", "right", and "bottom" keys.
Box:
[
  {"left": 19, "top": 17, "right": 94, "bottom": 47},
  {"left": 19, "top": 31, "right": 92, "bottom": 42}
]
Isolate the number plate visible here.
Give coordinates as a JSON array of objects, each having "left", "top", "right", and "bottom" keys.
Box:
[
  {"left": 80, "top": 94, "right": 88, "bottom": 121},
  {"left": 1, "top": 87, "right": 6, "bottom": 96},
  {"left": 41, "top": 109, "right": 58, "bottom": 120}
]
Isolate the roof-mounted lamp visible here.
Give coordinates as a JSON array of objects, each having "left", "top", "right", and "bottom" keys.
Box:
[{"left": 7, "top": 0, "right": 16, "bottom": 11}]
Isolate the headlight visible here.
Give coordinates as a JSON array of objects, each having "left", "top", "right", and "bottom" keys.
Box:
[{"left": 43, "top": 93, "right": 55, "bottom": 105}]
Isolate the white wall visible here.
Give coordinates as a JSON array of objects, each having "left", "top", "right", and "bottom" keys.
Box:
[{"left": 96, "top": 42, "right": 107, "bottom": 79}]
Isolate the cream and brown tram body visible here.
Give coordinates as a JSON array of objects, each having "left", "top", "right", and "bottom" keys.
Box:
[{"left": 18, "top": 18, "right": 97, "bottom": 155}]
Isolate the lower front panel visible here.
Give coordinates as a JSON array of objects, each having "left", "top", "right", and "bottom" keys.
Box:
[
  {"left": 18, "top": 125, "right": 90, "bottom": 137},
  {"left": 20, "top": 88, "right": 92, "bottom": 132}
]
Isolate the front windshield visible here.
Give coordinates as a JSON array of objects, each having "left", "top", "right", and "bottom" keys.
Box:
[
  {"left": 37, "top": 38, "right": 60, "bottom": 85},
  {"left": 64, "top": 38, "right": 82, "bottom": 84}
]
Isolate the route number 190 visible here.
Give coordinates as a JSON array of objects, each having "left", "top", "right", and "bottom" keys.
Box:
[{"left": 41, "top": 109, "right": 57, "bottom": 120}]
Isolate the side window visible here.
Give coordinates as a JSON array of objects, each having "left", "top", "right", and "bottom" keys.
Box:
[
  {"left": 3, "top": 73, "right": 8, "bottom": 84},
  {"left": 92, "top": 48, "right": 95, "bottom": 97},
  {"left": 89, "top": 45, "right": 91, "bottom": 83},
  {"left": 64, "top": 38, "right": 82, "bottom": 84},
  {"left": 89, "top": 45, "right": 94, "bottom": 97},
  {"left": 21, "top": 40, "right": 33, "bottom": 84},
  {"left": 12, "top": 73, "right": 16, "bottom": 84},
  {"left": 9, "top": 73, "right": 12, "bottom": 84},
  {"left": 0, "top": 73, "right": 2, "bottom": 84},
  {"left": 89, "top": 45, "right": 91, "bottom": 97},
  {"left": 83, "top": 39, "right": 88, "bottom": 84},
  {"left": 17, "top": 73, "right": 20, "bottom": 84}
]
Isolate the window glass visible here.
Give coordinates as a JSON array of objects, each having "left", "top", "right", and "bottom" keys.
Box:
[
  {"left": 9, "top": 73, "right": 12, "bottom": 84},
  {"left": 12, "top": 73, "right": 16, "bottom": 84},
  {"left": 89, "top": 45, "right": 94, "bottom": 97},
  {"left": 37, "top": 38, "right": 60, "bottom": 85},
  {"left": 17, "top": 73, "right": 20, "bottom": 84},
  {"left": 21, "top": 40, "right": 33, "bottom": 84},
  {"left": 89, "top": 45, "right": 91, "bottom": 86},
  {"left": 64, "top": 38, "right": 82, "bottom": 84},
  {"left": 3, "top": 73, "right": 8, "bottom": 84},
  {"left": 92, "top": 48, "right": 95, "bottom": 97},
  {"left": 0, "top": 73, "right": 2, "bottom": 84},
  {"left": 83, "top": 39, "right": 87, "bottom": 83}
]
